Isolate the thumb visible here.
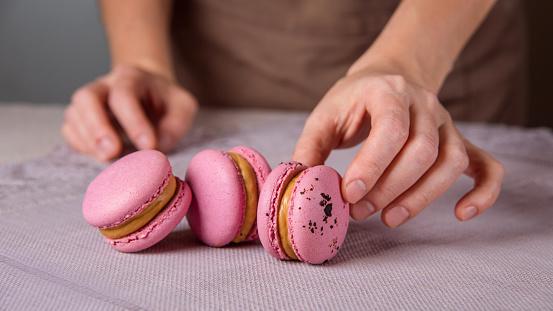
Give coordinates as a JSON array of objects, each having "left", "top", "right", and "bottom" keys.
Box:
[
  {"left": 157, "top": 86, "right": 198, "bottom": 153},
  {"left": 292, "top": 111, "right": 339, "bottom": 167}
]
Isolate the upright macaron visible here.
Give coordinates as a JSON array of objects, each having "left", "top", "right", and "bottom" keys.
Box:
[
  {"left": 82, "top": 150, "right": 192, "bottom": 252},
  {"left": 257, "top": 161, "right": 349, "bottom": 264},
  {"left": 185, "top": 146, "right": 271, "bottom": 247}
]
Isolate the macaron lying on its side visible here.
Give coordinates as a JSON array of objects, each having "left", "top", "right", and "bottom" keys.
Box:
[
  {"left": 82, "top": 150, "right": 192, "bottom": 252},
  {"left": 257, "top": 161, "right": 349, "bottom": 264},
  {"left": 185, "top": 146, "right": 271, "bottom": 247}
]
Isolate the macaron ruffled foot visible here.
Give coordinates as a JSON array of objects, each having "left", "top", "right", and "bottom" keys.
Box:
[
  {"left": 185, "top": 146, "right": 271, "bottom": 247},
  {"left": 82, "top": 150, "right": 192, "bottom": 252}
]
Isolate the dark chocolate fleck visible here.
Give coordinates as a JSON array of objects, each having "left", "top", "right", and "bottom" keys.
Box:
[{"left": 324, "top": 203, "right": 333, "bottom": 217}]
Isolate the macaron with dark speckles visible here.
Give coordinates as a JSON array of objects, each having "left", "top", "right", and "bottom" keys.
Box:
[{"left": 257, "top": 161, "right": 349, "bottom": 264}]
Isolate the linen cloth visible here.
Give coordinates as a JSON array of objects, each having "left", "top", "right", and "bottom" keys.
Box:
[{"left": 1, "top": 109, "right": 552, "bottom": 310}]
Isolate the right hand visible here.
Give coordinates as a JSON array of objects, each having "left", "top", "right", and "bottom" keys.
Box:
[{"left": 62, "top": 65, "right": 198, "bottom": 161}]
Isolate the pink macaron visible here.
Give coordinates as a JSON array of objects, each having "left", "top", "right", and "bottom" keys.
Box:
[
  {"left": 185, "top": 146, "right": 271, "bottom": 247},
  {"left": 82, "top": 150, "right": 192, "bottom": 252},
  {"left": 257, "top": 161, "right": 349, "bottom": 264}
]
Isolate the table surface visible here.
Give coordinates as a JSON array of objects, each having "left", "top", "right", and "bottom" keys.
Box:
[{"left": 1, "top": 103, "right": 552, "bottom": 310}]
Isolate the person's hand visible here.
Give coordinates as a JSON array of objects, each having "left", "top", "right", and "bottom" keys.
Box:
[
  {"left": 62, "top": 65, "right": 198, "bottom": 161},
  {"left": 292, "top": 68, "right": 504, "bottom": 227}
]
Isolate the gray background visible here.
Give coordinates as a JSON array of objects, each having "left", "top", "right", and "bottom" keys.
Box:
[
  {"left": 0, "top": 0, "right": 109, "bottom": 103},
  {"left": 0, "top": 0, "right": 551, "bottom": 128}
]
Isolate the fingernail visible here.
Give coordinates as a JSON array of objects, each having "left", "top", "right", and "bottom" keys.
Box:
[
  {"left": 351, "top": 201, "right": 375, "bottom": 220},
  {"left": 95, "top": 137, "right": 116, "bottom": 161},
  {"left": 385, "top": 206, "right": 410, "bottom": 227},
  {"left": 136, "top": 134, "right": 153, "bottom": 150},
  {"left": 345, "top": 180, "right": 367, "bottom": 203},
  {"left": 158, "top": 133, "right": 173, "bottom": 153},
  {"left": 462, "top": 205, "right": 478, "bottom": 221}
]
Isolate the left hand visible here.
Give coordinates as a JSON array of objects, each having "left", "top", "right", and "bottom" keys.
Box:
[{"left": 292, "top": 67, "right": 504, "bottom": 227}]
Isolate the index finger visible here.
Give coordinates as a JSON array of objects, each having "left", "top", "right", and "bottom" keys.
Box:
[
  {"left": 108, "top": 82, "right": 157, "bottom": 151},
  {"left": 156, "top": 85, "right": 198, "bottom": 152},
  {"left": 342, "top": 93, "right": 411, "bottom": 204},
  {"left": 292, "top": 107, "right": 339, "bottom": 167},
  {"left": 68, "top": 82, "right": 122, "bottom": 160}
]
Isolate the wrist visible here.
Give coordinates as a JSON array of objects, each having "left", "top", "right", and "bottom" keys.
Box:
[
  {"left": 347, "top": 49, "right": 450, "bottom": 94},
  {"left": 347, "top": 0, "right": 497, "bottom": 94},
  {"left": 111, "top": 57, "right": 177, "bottom": 83},
  {"left": 101, "top": 0, "right": 176, "bottom": 83}
]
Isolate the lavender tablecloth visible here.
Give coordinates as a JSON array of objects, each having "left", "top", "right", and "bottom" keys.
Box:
[{"left": 1, "top": 107, "right": 552, "bottom": 310}]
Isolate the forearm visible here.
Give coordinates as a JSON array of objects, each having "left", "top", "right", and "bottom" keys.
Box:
[
  {"left": 349, "top": 0, "right": 496, "bottom": 93},
  {"left": 100, "top": 0, "right": 175, "bottom": 82}
]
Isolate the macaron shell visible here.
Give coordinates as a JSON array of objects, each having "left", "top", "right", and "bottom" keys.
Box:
[
  {"left": 82, "top": 150, "right": 172, "bottom": 229},
  {"left": 228, "top": 146, "right": 272, "bottom": 241},
  {"left": 257, "top": 161, "right": 307, "bottom": 260},
  {"left": 289, "top": 166, "right": 349, "bottom": 264},
  {"left": 185, "top": 149, "right": 246, "bottom": 247},
  {"left": 107, "top": 179, "right": 192, "bottom": 252}
]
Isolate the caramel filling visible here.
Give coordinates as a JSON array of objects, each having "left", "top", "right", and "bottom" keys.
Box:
[
  {"left": 228, "top": 152, "right": 258, "bottom": 243},
  {"left": 99, "top": 175, "right": 177, "bottom": 239},
  {"left": 278, "top": 174, "right": 300, "bottom": 260}
]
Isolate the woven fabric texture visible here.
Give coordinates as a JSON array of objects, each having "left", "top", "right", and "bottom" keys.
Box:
[{"left": 1, "top": 113, "right": 552, "bottom": 310}]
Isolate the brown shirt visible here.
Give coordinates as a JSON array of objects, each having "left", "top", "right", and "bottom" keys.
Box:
[{"left": 171, "top": 0, "right": 527, "bottom": 125}]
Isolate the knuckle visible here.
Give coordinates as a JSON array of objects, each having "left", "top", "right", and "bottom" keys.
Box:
[
  {"left": 412, "top": 133, "right": 439, "bottom": 167},
  {"left": 108, "top": 87, "right": 125, "bottom": 104},
  {"left": 425, "top": 96, "right": 441, "bottom": 113},
  {"left": 448, "top": 144, "right": 469, "bottom": 173},
  {"left": 363, "top": 160, "right": 384, "bottom": 180},
  {"left": 71, "top": 86, "right": 94, "bottom": 104},
  {"left": 415, "top": 191, "right": 434, "bottom": 209},
  {"left": 63, "top": 105, "right": 76, "bottom": 121},
  {"left": 490, "top": 157, "right": 506, "bottom": 179},
  {"left": 382, "top": 115, "right": 410, "bottom": 144},
  {"left": 384, "top": 75, "right": 409, "bottom": 93},
  {"left": 374, "top": 183, "right": 397, "bottom": 208},
  {"left": 60, "top": 123, "right": 71, "bottom": 138},
  {"left": 113, "top": 64, "right": 138, "bottom": 77},
  {"left": 108, "top": 88, "right": 137, "bottom": 112},
  {"left": 178, "top": 89, "right": 198, "bottom": 110},
  {"left": 422, "top": 89, "right": 439, "bottom": 105},
  {"left": 496, "top": 160, "right": 506, "bottom": 178}
]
